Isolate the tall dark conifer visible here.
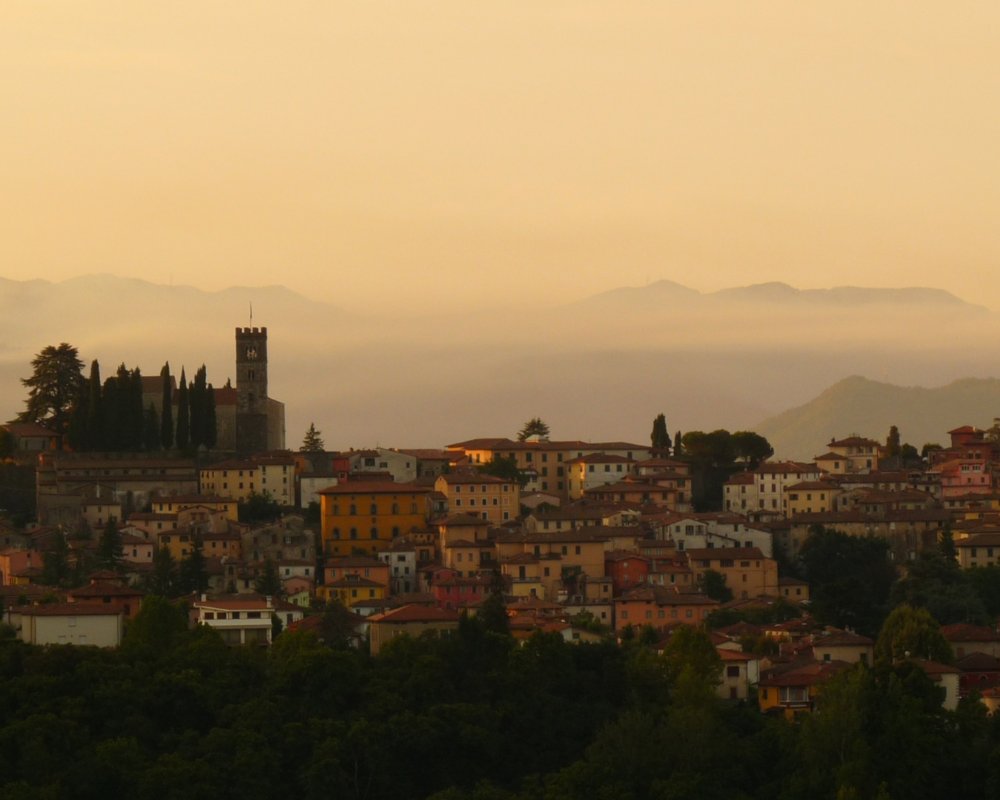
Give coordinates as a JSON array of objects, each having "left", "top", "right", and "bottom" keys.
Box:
[
  {"left": 205, "top": 383, "right": 217, "bottom": 450},
  {"left": 129, "top": 368, "right": 144, "bottom": 450},
  {"left": 160, "top": 363, "right": 173, "bottom": 451},
  {"left": 175, "top": 369, "right": 189, "bottom": 450},
  {"left": 86, "top": 360, "right": 103, "bottom": 451},
  {"left": 190, "top": 365, "right": 207, "bottom": 450},
  {"left": 102, "top": 376, "right": 119, "bottom": 451},
  {"left": 143, "top": 403, "right": 160, "bottom": 451}
]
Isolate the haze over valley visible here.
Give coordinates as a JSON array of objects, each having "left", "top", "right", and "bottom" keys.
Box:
[{"left": 3, "top": 274, "right": 998, "bottom": 454}]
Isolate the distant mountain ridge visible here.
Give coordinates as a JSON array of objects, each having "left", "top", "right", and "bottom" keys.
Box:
[
  {"left": 577, "top": 279, "right": 985, "bottom": 312},
  {"left": 3, "top": 273, "right": 1000, "bottom": 450},
  {"left": 755, "top": 376, "right": 1000, "bottom": 461}
]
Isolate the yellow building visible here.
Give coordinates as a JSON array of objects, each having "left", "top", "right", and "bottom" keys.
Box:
[
  {"left": 319, "top": 573, "right": 388, "bottom": 607},
  {"left": 434, "top": 471, "right": 520, "bottom": 524},
  {"left": 318, "top": 481, "right": 430, "bottom": 557},
  {"left": 785, "top": 481, "right": 839, "bottom": 516},
  {"left": 150, "top": 494, "right": 240, "bottom": 522},
  {"left": 446, "top": 438, "right": 650, "bottom": 495},
  {"left": 496, "top": 528, "right": 609, "bottom": 599},
  {"left": 685, "top": 547, "right": 778, "bottom": 600},
  {"left": 199, "top": 459, "right": 260, "bottom": 503}
]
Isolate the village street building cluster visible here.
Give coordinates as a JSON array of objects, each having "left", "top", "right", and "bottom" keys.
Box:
[{"left": 3, "top": 327, "right": 1000, "bottom": 717}]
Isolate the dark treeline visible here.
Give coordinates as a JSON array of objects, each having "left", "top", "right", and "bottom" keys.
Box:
[
  {"left": 2, "top": 596, "right": 1000, "bottom": 800},
  {"left": 66, "top": 360, "right": 215, "bottom": 453}
]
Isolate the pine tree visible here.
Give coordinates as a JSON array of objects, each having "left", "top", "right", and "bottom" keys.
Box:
[
  {"left": 300, "top": 423, "right": 325, "bottom": 452},
  {"left": 175, "top": 369, "right": 189, "bottom": 450},
  {"left": 17, "top": 343, "right": 85, "bottom": 443},
  {"left": 160, "top": 363, "right": 173, "bottom": 450}
]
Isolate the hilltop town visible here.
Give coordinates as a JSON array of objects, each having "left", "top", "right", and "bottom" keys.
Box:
[
  {"left": 3, "top": 327, "right": 1000, "bottom": 721},
  {"left": 4, "top": 329, "right": 1000, "bottom": 797}
]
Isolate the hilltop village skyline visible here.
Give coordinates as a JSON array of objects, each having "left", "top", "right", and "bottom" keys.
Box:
[{"left": 4, "top": 321, "right": 1000, "bottom": 796}]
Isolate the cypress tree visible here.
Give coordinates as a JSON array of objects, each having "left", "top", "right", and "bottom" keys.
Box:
[
  {"left": 97, "top": 518, "right": 124, "bottom": 571},
  {"left": 102, "top": 376, "right": 119, "bottom": 451},
  {"left": 190, "top": 365, "right": 207, "bottom": 450},
  {"left": 66, "top": 388, "right": 88, "bottom": 452},
  {"left": 176, "top": 369, "right": 189, "bottom": 450},
  {"left": 129, "top": 367, "right": 144, "bottom": 450},
  {"left": 160, "top": 362, "right": 173, "bottom": 450},
  {"left": 86, "top": 360, "right": 103, "bottom": 451},
  {"left": 143, "top": 403, "right": 160, "bottom": 451},
  {"left": 205, "top": 383, "right": 217, "bottom": 450}
]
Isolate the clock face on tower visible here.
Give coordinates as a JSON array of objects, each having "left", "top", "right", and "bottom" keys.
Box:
[{"left": 245, "top": 347, "right": 258, "bottom": 361}]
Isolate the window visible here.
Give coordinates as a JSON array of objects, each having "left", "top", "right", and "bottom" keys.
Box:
[{"left": 726, "top": 666, "right": 740, "bottom": 677}]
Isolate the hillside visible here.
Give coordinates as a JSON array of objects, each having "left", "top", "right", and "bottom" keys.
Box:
[{"left": 756, "top": 376, "right": 1000, "bottom": 461}]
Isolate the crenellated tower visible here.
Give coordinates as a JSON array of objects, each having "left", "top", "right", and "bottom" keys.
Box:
[{"left": 235, "top": 326, "right": 269, "bottom": 455}]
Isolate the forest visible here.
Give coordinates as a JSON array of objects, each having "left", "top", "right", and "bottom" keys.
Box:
[{"left": 1, "top": 588, "right": 1000, "bottom": 800}]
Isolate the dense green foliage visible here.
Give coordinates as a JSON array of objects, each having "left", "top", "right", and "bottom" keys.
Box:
[
  {"left": 650, "top": 413, "right": 670, "bottom": 452},
  {"left": 678, "top": 429, "right": 774, "bottom": 510},
  {"left": 22, "top": 344, "right": 216, "bottom": 453},
  {"left": 799, "top": 527, "right": 896, "bottom": 636},
  {"left": 517, "top": 418, "right": 550, "bottom": 441},
  {"left": 18, "top": 343, "right": 85, "bottom": 442},
  {"left": 2, "top": 604, "right": 1000, "bottom": 800}
]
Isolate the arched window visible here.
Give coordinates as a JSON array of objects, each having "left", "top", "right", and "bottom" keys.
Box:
[
  {"left": 349, "top": 504, "right": 357, "bottom": 515},
  {"left": 370, "top": 527, "right": 378, "bottom": 539},
  {"left": 370, "top": 503, "right": 378, "bottom": 515},
  {"left": 350, "top": 528, "right": 358, "bottom": 540}
]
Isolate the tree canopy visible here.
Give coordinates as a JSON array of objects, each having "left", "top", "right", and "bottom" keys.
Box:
[
  {"left": 517, "top": 417, "right": 550, "bottom": 441},
  {"left": 650, "top": 413, "right": 670, "bottom": 451},
  {"left": 18, "top": 343, "right": 85, "bottom": 440},
  {"left": 300, "top": 422, "right": 325, "bottom": 452}
]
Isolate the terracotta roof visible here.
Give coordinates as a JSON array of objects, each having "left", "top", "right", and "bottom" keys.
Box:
[
  {"left": 955, "top": 652, "right": 1000, "bottom": 671},
  {"left": 13, "top": 602, "right": 123, "bottom": 617},
  {"left": 564, "top": 453, "right": 635, "bottom": 465},
  {"left": 69, "top": 582, "right": 144, "bottom": 599},
  {"left": 437, "top": 472, "right": 510, "bottom": 485},
  {"left": 325, "top": 576, "right": 385, "bottom": 589},
  {"left": 319, "top": 481, "right": 428, "bottom": 495},
  {"left": 685, "top": 547, "right": 766, "bottom": 561},
  {"left": 810, "top": 628, "right": 873, "bottom": 647},
  {"left": 941, "top": 623, "right": 1000, "bottom": 643},
  {"left": 440, "top": 514, "right": 490, "bottom": 526},
  {"left": 327, "top": 555, "right": 385, "bottom": 568},
  {"left": 369, "top": 604, "right": 460, "bottom": 624}
]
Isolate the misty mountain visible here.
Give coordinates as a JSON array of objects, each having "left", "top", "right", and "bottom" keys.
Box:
[
  {"left": 755, "top": 376, "right": 1000, "bottom": 461},
  {"left": 577, "top": 279, "right": 985, "bottom": 312},
  {"left": 2, "top": 274, "right": 1000, "bottom": 451}
]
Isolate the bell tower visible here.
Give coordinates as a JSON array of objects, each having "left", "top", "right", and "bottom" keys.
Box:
[{"left": 235, "top": 326, "right": 269, "bottom": 454}]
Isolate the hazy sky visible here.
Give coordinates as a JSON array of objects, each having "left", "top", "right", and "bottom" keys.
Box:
[{"left": 3, "top": 2, "right": 999, "bottom": 310}]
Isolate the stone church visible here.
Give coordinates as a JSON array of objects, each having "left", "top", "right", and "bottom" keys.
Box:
[{"left": 142, "top": 327, "right": 285, "bottom": 455}]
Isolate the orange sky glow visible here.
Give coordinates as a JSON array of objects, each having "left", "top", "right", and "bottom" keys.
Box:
[{"left": 2, "top": 2, "right": 999, "bottom": 310}]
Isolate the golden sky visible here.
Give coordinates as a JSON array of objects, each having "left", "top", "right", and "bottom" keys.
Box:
[{"left": 2, "top": 2, "right": 999, "bottom": 310}]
